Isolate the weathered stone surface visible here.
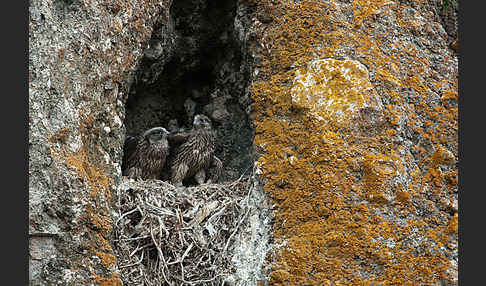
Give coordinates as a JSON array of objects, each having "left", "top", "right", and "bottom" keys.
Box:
[
  {"left": 29, "top": 0, "right": 172, "bottom": 284},
  {"left": 291, "top": 58, "right": 383, "bottom": 129},
  {"left": 29, "top": 0, "right": 458, "bottom": 284},
  {"left": 249, "top": 0, "right": 458, "bottom": 284},
  {"left": 29, "top": 0, "right": 267, "bottom": 284}
]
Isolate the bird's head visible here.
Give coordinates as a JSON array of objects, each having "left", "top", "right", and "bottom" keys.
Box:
[
  {"left": 143, "top": 127, "right": 170, "bottom": 144},
  {"left": 192, "top": 114, "right": 212, "bottom": 130}
]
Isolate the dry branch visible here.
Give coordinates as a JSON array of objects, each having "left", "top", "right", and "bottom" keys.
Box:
[{"left": 114, "top": 176, "right": 252, "bottom": 285}]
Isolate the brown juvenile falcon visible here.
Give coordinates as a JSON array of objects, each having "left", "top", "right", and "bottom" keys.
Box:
[
  {"left": 168, "top": 114, "right": 222, "bottom": 187},
  {"left": 122, "top": 127, "right": 170, "bottom": 180}
]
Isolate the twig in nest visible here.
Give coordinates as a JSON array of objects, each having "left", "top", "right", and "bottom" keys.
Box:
[
  {"left": 119, "top": 251, "right": 144, "bottom": 269},
  {"left": 129, "top": 241, "right": 152, "bottom": 257},
  {"left": 114, "top": 175, "right": 255, "bottom": 285},
  {"left": 150, "top": 220, "right": 170, "bottom": 285},
  {"left": 114, "top": 235, "right": 150, "bottom": 242},
  {"left": 223, "top": 181, "right": 253, "bottom": 254},
  {"left": 223, "top": 207, "right": 251, "bottom": 255},
  {"left": 115, "top": 207, "right": 139, "bottom": 226}
]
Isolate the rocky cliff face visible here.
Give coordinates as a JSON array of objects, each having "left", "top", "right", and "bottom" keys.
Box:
[
  {"left": 29, "top": 0, "right": 172, "bottom": 284},
  {"left": 250, "top": 0, "right": 458, "bottom": 284},
  {"left": 29, "top": 0, "right": 458, "bottom": 285}
]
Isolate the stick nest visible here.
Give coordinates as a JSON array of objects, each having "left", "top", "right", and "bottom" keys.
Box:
[{"left": 114, "top": 176, "right": 253, "bottom": 286}]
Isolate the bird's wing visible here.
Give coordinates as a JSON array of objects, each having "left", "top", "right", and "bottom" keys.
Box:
[
  {"left": 208, "top": 155, "right": 223, "bottom": 183},
  {"left": 122, "top": 134, "right": 138, "bottom": 172},
  {"left": 167, "top": 131, "right": 191, "bottom": 144}
]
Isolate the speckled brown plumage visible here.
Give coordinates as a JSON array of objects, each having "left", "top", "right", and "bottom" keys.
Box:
[
  {"left": 122, "top": 127, "right": 170, "bottom": 180},
  {"left": 169, "top": 114, "right": 222, "bottom": 186}
]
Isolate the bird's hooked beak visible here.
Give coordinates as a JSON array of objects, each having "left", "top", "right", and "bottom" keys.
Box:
[
  {"left": 193, "top": 114, "right": 211, "bottom": 129},
  {"left": 193, "top": 115, "right": 202, "bottom": 127},
  {"left": 143, "top": 127, "right": 170, "bottom": 138},
  {"left": 158, "top": 128, "right": 170, "bottom": 136}
]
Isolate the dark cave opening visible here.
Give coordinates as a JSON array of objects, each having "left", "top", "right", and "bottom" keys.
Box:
[{"left": 123, "top": 0, "right": 254, "bottom": 184}]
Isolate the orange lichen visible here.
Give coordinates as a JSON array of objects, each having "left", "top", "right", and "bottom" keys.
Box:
[
  {"left": 48, "top": 127, "right": 71, "bottom": 144},
  {"left": 31, "top": 1, "right": 174, "bottom": 283},
  {"left": 93, "top": 248, "right": 118, "bottom": 269},
  {"left": 250, "top": 0, "right": 457, "bottom": 284},
  {"left": 93, "top": 274, "right": 123, "bottom": 286},
  {"left": 445, "top": 213, "right": 458, "bottom": 235},
  {"left": 430, "top": 145, "right": 456, "bottom": 168},
  {"left": 49, "top": 137, "right": 118, "bottom": 282},
  {"left": 362, "top": 154, "right": 395, "bottom": 195},
  {"left": 291, "top": 58, "right": 384, "bottom": 129},
  {"left": 64, "top": 148, "right": 113, "bottom": 200},
  {"left": 395, "top": 191, "right": 410, "bottom": 204}
]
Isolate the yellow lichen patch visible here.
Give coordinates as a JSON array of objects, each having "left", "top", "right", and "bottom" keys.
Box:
[
  {"left": 49, "top": 142, "right": 118, "bottom": 281},
  {"left": 445, "top": 213, "right": 458, "bottom": 235},
  {"left": 93, "top": 274, "right": 123, "bottom": 286},
  {"left": 271, "top": 269, "right": 292, "bottom": 283},
  {"left": 395, "top": 191, "right": 410, "bottom": 204},
  {"left": 430, "top": 145, "right": 456, "bottom": 168},
  {"left": 291, "top": 58, "right": 381, "bottom": 126},
  {"left": 249, "top": 0, "right": 457, "bottom": 284},
  {"left": 48, "top": 127, "right": 71, "bottom": 144},
  {"left": 64, "top": 147, "right": 113, "bottom": 201},
  {"left": 376, "top": 68, "right": 401, "bottom": 87},
  {"left": 93, "top": 248, "right": 118, "bottom": 269},
  {"left": 92, "top": 214, "right": 112, "bottom": 235},
  {"left": 352, "top": 0, "right": 396, "bottom": 27},
  {"left": 422, "top": 144, "right": 457, "bottom": 196},
  {"left": 362, "top": 154, "right": 396, "bottom": 203}
]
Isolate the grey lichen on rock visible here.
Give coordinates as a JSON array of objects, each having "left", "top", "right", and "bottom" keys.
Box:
[
  {"left": 29, "top": 0, "right": 174, "bottom": 284},
  {"left": 30, "top": 0, "right": 270, "bottom": 284},
  {"left": 29, "top": 0, "right": 459, "bottom": 284}
]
